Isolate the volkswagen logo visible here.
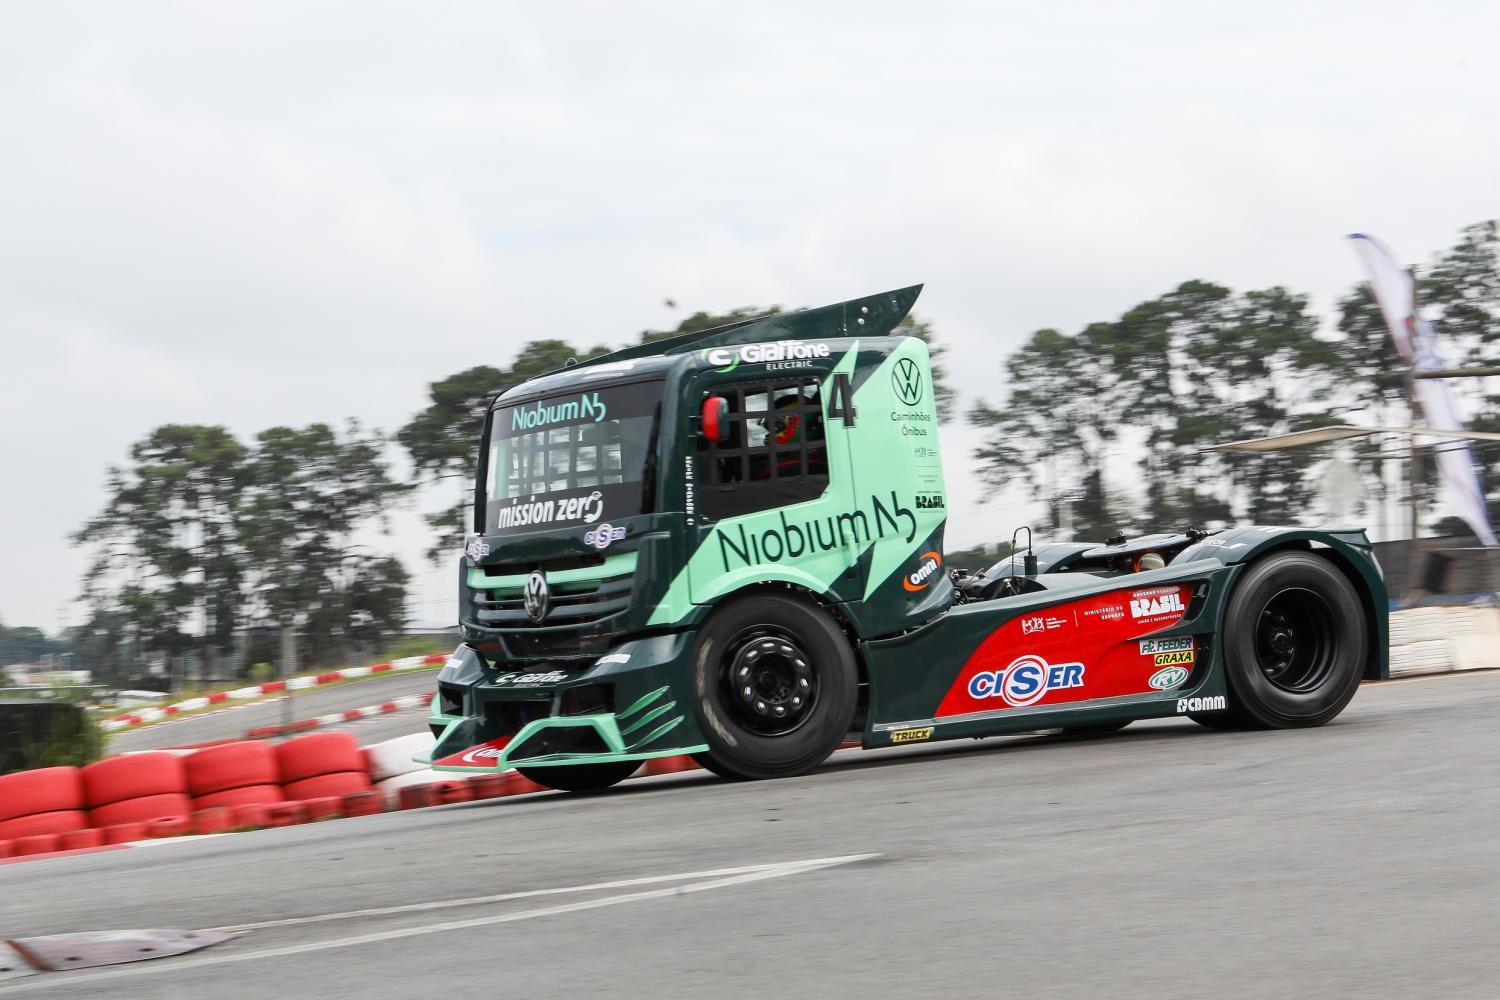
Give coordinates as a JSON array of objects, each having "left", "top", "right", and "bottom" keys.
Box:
[
  {"left": 523, "top": 570, "right": 551, "bottom": 623},
  {"left": 892, "top": 357, "right": 924, "bottom": 406}
]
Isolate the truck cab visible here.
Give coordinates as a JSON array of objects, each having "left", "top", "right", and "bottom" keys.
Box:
[{"left": 429, "top": 285, "right": 953, "bottom": 785}]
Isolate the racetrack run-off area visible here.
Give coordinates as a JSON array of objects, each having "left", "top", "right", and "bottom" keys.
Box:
[{"left": 4, "top": 671, "right": 1499, "bottom": 998}]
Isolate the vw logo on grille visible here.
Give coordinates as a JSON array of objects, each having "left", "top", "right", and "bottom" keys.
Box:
[{"left": 523, "top": 569, "right": 551, "bottom": 623}]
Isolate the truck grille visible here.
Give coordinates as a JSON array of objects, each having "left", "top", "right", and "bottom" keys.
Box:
[{"left": 470, "top": 567, "right": 635, "bottom": 629}]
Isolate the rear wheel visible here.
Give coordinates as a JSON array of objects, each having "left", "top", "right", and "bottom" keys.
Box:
[
  {"left": 689, "top": 593, "right": 858, "bottom": 780},
  {"left": 516, "top": 761, "right": 640, "bottom": 793},
  {"left": 1211, "top": 551, "right": 1366, "bottom": 729}
]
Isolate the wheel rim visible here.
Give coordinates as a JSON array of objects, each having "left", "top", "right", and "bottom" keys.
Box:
[
  {"left": 719, "top": 626, "right": 819, "bottom": 736},
  {"left": 1254, "top": 586, "right": 1337, "bottom": 694}
]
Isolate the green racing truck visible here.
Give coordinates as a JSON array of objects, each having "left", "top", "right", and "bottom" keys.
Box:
[{"left": 423, "top": 285, "right": 1388, "bottom": 790}]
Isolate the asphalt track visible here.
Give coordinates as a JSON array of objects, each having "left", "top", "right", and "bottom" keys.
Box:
[
  {"left": 9, "top": 671, "right": 1500, "bottom": 999},
  {"left": 106, "top": 670, "right": 440, "bottom": 752}
]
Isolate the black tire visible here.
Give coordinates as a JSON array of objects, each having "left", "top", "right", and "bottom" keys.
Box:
[
  {"left": 1059, "top": 720, "right": 1131, "bottom": 737},
  {"left": 689, "top": 593, "right": 858, "bottom": 780},
  {"left": 1214, "top": 551, "right": 1366, "bottom": 729},
  {"left": 516, "top": 761, "right": 640, "bottom": 792}
]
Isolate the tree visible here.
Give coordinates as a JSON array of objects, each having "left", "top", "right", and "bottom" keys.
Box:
[
  {"left": 241, "top": 421, "right": 409, "bottom": 667},
  {"left": 970, "top": 326, "right": 1127, "bottom": 539},
  {"left": 0, "top": 620, "right": 62, "bottom": 666},
  {"left": 73, "top": 425, "right": 249, "bottom": 679},
  {"left": 972, "top": 282, "right": 1342, "bottom": 537},
  {"left": 399, "top": 341, "right": 608, "bottom": 562}
]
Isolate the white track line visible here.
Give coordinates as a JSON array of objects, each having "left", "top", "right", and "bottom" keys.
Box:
[
  {"left": 0, "top": 855, "right": 875, "bottom": 993},
  {"left": 205, "top": 858, "right": 854, "bottom": 933}
]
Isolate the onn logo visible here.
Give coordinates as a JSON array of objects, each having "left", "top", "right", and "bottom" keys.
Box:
[{"left": 892, "top": 357, "right": 924, "bottom": 406}]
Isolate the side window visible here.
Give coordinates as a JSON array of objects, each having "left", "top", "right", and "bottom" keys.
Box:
[{"left": 698, "top": 378, "right": 829, "bottom": 520}]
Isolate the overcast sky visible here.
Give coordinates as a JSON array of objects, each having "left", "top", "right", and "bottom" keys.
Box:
[{"left": 3, "top": 2, "right": 1496, "bottom": 632}]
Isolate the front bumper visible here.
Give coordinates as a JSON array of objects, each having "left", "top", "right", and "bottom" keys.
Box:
[{"left": 420, "top": 632, "right": 708, "bottom": 773}]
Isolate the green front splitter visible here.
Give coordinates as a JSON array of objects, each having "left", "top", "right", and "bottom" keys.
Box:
[{"left": 419, "top": 686, "right": 707, "bottom": 774}]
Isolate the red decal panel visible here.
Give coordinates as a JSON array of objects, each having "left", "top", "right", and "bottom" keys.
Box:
[
  {"left": 936, "top": 584, "right": 1194, "bottom": 718},
  {"left": 433, "top": 735, "right": 512, "bottom": 768}
]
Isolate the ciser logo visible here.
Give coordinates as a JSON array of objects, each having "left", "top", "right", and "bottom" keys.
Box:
[
  {"left": 968, "top": 655, "right": 1085, "bottom": 708},
  {"left": 584, "top": 523, "right": 626, "bottom": 550},
  {"left": 903, "top": 551, "right": 943, "bottom": 592},
  {"left": 892, "top": 357, "right": 924, "bottom": 406}
]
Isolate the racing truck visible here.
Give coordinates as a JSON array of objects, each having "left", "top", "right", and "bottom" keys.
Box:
[{"left": 423, "top": 285, "right": 1388, "bottom": 790}]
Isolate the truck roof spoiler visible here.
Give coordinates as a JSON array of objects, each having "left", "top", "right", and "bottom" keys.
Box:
[{"left": 557, "top": 284, "right": 924, "bottom": 375}]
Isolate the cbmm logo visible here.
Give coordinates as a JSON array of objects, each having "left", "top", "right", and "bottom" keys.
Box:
[{"left": 892, "top": 358, "right": 924, "bottom": 406}]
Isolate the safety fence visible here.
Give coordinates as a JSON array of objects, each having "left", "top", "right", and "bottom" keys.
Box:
[
  {"left": 1388, "top": 605, "right": 1500, "bottom": 677},
  {"left": 100, "top": 653, "right": 449, "bottom": 731}
]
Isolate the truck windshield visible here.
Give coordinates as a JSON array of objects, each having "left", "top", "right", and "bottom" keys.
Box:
[{"left": 485, "top": 379, "right": 661, "bottom": 535}]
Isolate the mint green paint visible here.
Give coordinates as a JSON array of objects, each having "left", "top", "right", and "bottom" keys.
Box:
[
  {"left": 619, "top": 685, "right": 669, "bottom": 718},
  {"left": 853, "top": 339, "right": 946, "bottom": 598},
  {"left": 466, "top": 551, "right": 638, "bottom": 593},
  {"left": 632, "top": 716, "right": 689, "bottom": 748},
  {"left": 619, "top": 701, "right": 675, "bottom": 737},
  {"left": 427, "top": 702, "right": 701, "bottom": 772},
  {"left": 644, "top": 336, "right": 947, "bottom": 626}
]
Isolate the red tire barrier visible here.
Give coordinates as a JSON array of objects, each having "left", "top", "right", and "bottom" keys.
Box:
[
  {"left": 433, "top": 780, "right": 473, "bottom": 805},
  {"left": 275, "top": 732, "right": 362, "bottom": 785},
  {"left": 192, "top": 784, "right": 286, "bottom": 811},
  {"left": 81, "top": 753, "right": 187, "bottom": 808},
  {"left": 190, "top": 807, "right": 234, "bottom": 835},
  {"left": 103, "top": 822, "right": 147, "bottom": 844},
  {"left": 467, "top": 774, "right": 508, "bottom": 799},
  {"left": 147, "top": 816, "right": 191, "bottom": 838},
  {"left": 341, "top": 790, "right": 382, "bottom": 817},
  {"left": 0, "top": 840, "right": 12, "bottom": 859},
  {"left": 0, "top": 810, "right": 89, "bottom": 840},
  {"left": 501, "top": 772, "right": 548, "bottom": 796},
  {"left": 60, "top": 828, "right": 106, "bottom": 851},
  {"left": 14, "top": 834, "right": 61, "bottom": 857},
  {"left": 230, "top": 804, "right": 270, "bottom": 830},
  {"left": 185, "top": 741, "right": 279, "bottom": 797},
  {"left": 301, "top": 796, "right": 342, "bottom": 821},
  {"left": 89, "top": 793, "right": 192, "bottom": 829},
  {"left": 0, "top": 767, "right": 84, "bottom": 821},
  {"left": 282, "top": 771, "right": 371, "bottom": 801},
  {"left": 643, "top": 755, "right": 700, "bottom": 776},
  {"left": 397, "top": 784, "right": 437, "bottom": 810},
  {"left": 263, "top": 801, "right": 308, "bottom": 828}
]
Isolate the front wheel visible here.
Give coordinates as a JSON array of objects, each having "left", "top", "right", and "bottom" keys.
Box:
[
  {"left": 516, "top": 761, "right": 640, "bottom": 792},
  {"left": 1217, "top": 551, "right": 1367, "bottom": 729},
  {"left": 689, "top": 593, "right": 858, "bottom": 781}
]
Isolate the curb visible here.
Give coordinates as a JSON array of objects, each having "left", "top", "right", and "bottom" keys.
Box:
[
  {"left": 241, "top": 694, "right": 430, "bottom": 740},
  {"left": 102, "top": 654, "right": 448, "bottom": 732}
]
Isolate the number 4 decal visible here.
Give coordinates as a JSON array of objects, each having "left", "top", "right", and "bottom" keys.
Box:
[{"left": 828, "top": 372, "right": 858, "bottom": 427}]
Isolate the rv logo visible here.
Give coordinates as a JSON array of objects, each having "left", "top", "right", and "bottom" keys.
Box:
[
  {"left": 892, "top": 357, "right": 924, "bottom": 406},
  {"left": 523, "top": 570, "right": 551, "bottom": 623}
]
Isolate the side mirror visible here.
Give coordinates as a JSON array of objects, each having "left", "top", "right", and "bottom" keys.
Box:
[{"left": 701, "top": 396, "right": 729, "bottom": 443}]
